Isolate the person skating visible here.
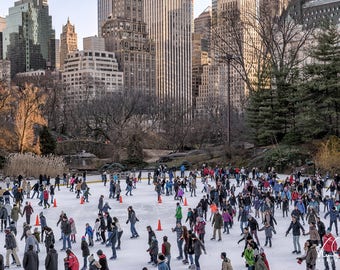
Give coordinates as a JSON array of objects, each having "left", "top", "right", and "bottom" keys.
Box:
[
  {"left": 244, "top": 243, "right": 255, "bottom": 270},
  {"left": 23, "top": 244, "right": 39, "bottom": 270},
  {"left": 147, "top": 235, "right": 159, "bottom": 266},
  {"left": 126, "top": 206, "right": 139, "bottom": 238},
  {"left": 4, "top": 227, "right": 21, "bottom": 268},
  {"left": 146, "top": 226, "right": 156, "bottom": 263},
  {"left": 81, "top": 236, "right": 90, "bottom": 270},
  {"left": 175, "top": 202, "right": 182, "bottom": 224},
  {"left": 285, "top": 215, "right": 305, "bottom": 254},
  {"left": 220, "top": 252, "right": 233, "bottom": 270},
  {"left": 107, "top": 222, "right": 117, "bottom": 260},
  {"left": 22, "top": 202, "right": 34, "bottom": 225},
  {"left": 61, "top": 215, "right": 72, "bottom": 251},
  {"left": 258, "top": 222, "right": 276, "bottom": 248},
  {"left": 157, "top": 253, "right": 169, "bottom": 270},
  {"left": 85, "top": 223, "right": 94, "bottom": 247},
  {"left": 45, "top": 244, "right": 58, "bottom": 270},
  {"left": 322, "top": 228, "right": 337, "bottom": 270},
  {"left": 296, "top": 239, "right": 317, "bottom": 270},
  {"left": 171, "top": 222, "right": 183, "bottom": 260},
  {"left": 211, "top": 209, "right": 223, "bottom": 241},
  {"left": 192, "top": 233, "right": 206, "bottom": 270},
  {"left": 96, "top": 249, "right": 109, "bottom": 270},
  {"left": 324, "top": 207, "right": 339, "bottom": 236},
  {"left": 64, "top": 249, "right": 79, "bottom": 270},
  {"left": 254, "top": 249, "right": 268, "bottom": 270},
  {"left": 113, "top": 217, "right": 123, "bottom": 250},
  {"left": 161, "top": 236, "right": 171, "bottom": 270}
]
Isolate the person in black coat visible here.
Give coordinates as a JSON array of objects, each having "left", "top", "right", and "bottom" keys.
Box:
[
  {"left": 81, "top": 236, "right": 90, "bottom": 270},
  {"left": 0, "top": 253, "right": 4, "bottom": 270},
  {"left": 45, "top": 244, "right": 58, "bottom": 270},
  {"left": 23, "top": 245, "right": 39, "bottom": 270}
]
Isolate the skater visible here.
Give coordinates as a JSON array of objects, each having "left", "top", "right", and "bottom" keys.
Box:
[
  {"left": 96, "top": 249, "right": 109, "bottom": 270},
  {"left": 23, "top": 244, "right": 39, "bottom": 270},
  {"left": 157, "top": 253, "right": 169, "bottom": 270},
  {"left": 45, "top": 244, "right": 58, "bottom": 270},
  {"left": 161, "top": 236, "right": 171, "bottom": 270},
  {"left": 81, "top": 236, "right": 90, "bottom": 270},
  {"left": 22, "top": 202, "right": 34, "bottom": 225},
  {"left": 285, "top": 215, "right": 305, "bottom": 254},
  {"left": 211, "top": 209, "right": 223, "bottom": 241},
  {"left": 258, "top": 222, "right": 276, "bottom": 247},
  {"left": 85, "top": 223, "right": 94, "bottom": 247},
  {"left": 220, "top": 252, "right": 233, "bottom": 270},
  {"left": 171, "top": 222, "right": 183, "bottom": 260},
  {"left": 108, "top": 221, "right": 118, "bottom": 260},
  {"left": 113, "top": 217, "right": 123, "bottom": 250},
  {"left": 296, "top": 239, "right": 317, "bottom": 270},
  {"left": 4, "top": 228, "right": 21, "bottom": 268},
  {"left": 322, "top": 228, "right": 337, "bottom": 270},
  {"left": 175, "top": 203, "right": 182, "bottom": 224},
  {"left": 64, "top": 249, "right": 79, "bottom": 270},
  {"left": 126, "top": 206, "right": 139, "bottom": 238}
]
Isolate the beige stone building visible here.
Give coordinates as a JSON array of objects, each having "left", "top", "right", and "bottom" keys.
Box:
[
  {"left": 101, "top": 0, "right": 155, "bottom": 95},
  {"left": 60, "top": 18, "right": 78, "bottom": 70}
]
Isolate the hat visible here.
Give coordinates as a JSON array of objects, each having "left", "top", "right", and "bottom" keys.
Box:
[
  {"left": 254, "top": 249, "right": 260, "bottom": 257},
  {"left": 327, "top": 227, "right": 332, "bottom": 233},
  {"left": 81, "top": 236, "right": 86, "bottom": 241},
  {"left": 158, "top": 253, "right": 166, "bottom": 262},
  {"left": 221, "top": 252, "right": 227, "bottom": 258},
  {"left": 97, "top": 249, "right": 103, "bottom": 256}
]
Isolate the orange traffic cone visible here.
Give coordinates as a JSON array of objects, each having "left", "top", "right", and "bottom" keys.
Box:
[
  {"left": 184, "top": 197, "right": 188, "bottom": 206},
  {"left": 35, "top": 214, "right": 40, "bottom": 226},
  {"left": 158, "top": 196, "right": 162, "bottom": 204},
  {"left": 119, "top": 195, "right": 123, "bottom": 204},
  {"left": 156, "top": 219, "right": 162, "bottom": 231},
  {"left": 53, "top": 198, "right": 57, "bottom": 208},
  {"left": 80, "top": 196, "right": 84, "bottom": 204}
]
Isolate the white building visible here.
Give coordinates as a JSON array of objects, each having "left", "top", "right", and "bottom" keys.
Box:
[
  {"left": 62, "top": 46, "right": 124, "bottom": 105},
  {"left": 83, "top": 36, "right": 105, "bottom": 51}
]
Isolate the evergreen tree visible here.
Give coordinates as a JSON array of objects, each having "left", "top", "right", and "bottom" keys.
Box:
[
  {"left": 39, "top": 126, "right": 56, "bottom": 155},
  {"left": 298, "top": 23, "right": 340, "bottom": 139}
]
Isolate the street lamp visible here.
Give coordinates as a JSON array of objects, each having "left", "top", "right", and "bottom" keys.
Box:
[{"left": 224, "top": 54, "right": 235, "bottom": 149}]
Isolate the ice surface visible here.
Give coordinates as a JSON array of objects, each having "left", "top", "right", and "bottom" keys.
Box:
[{"left": 0, "top": 173, "right": 338, "bottom": 270}]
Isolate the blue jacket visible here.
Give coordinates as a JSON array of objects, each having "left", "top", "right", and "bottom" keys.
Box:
[
  {"left": 158, "top": 261, "right": 169, "bottom": 270},
  {"left": 296, "top": 201, "right": 306, "bottom": 214},
  {"left": 85, "top": 226, "right": 93, "bottom": 237},
  {"left": 324, "top": 209, "right": 340, "bottom": 222}
]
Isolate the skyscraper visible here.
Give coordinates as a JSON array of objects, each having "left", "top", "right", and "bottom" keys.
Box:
[
  {"left": 192, "top": 7, "right": 211, "bottom": 111},
  {"left": 3, "top": 0, "right": 55, "bottom": 77},
  {"left": 98, "top": 0, "right": 113, "bottom": 37},
  {"left": 144, "top": 0, "right": 193, "bottom": 116},
  {"left": 59, "top": 18, "right": 78, "bottom": 70},
  {"left": 0, "top": 17, "right": 6, "bottom": 60},
  {"left": 102, "top": 0, "right": 156, "bottom": 95}
]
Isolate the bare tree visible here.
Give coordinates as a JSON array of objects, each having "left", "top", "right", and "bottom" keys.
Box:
[{"left": 14, "top": 83, "right": 47, "bottom": 153}]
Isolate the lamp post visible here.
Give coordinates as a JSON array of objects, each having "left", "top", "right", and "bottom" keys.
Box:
[{"left": 225, "top": 54, "right": 233, "bottom": 149}]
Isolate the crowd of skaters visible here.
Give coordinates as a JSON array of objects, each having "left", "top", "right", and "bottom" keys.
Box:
[{"left": 0, "top": 166, "right": 338, "bottom": 270}]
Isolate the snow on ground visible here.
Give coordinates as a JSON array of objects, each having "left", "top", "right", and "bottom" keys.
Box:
[{"left": 0, "top": 173, "right": 338, "bottom": 270}]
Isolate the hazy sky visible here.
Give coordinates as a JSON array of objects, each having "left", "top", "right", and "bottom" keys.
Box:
[{"left": 0, "top": 0, "right": 211, "bottom": 48}]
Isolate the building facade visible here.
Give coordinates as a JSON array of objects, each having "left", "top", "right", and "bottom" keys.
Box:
[
  {"left": 3, "top": 0, "right": 55, "bottom": 77},
  {"left": 192, "top": 7, "right": 212, "bottom": 112},
  {"left": 62, "top": 42, "right": 124, "bottom": 105},
  {"left": 0, "top": 60, "right": 11, "bottom": 85},
  {"left": 98, "top": 0, "right": 113, "bottom": 37},
  {"left": 59, "top": 18, "right": 78, "bottom": 70},
  {"left": 0, "top": 17, "right": 5, "bottom": 60},
  {"left": 101, "top": 0, "right": 156, "bottom": 95},
  {"left": 290, "top": 0, "right": 340, "bottom": 28},
  {"left": 144, "top": 0, "right": 193, "bottom": 116}
]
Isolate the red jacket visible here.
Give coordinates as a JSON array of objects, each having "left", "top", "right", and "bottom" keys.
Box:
[
  {"left": 66, "top": 252, "right": 79, "bottom": 270},
  {"left": 323, "top": 233, "right": 338, "bottom": 252},
  {"left": 43, "top": 190, "right": 49, "bottom": 200}
]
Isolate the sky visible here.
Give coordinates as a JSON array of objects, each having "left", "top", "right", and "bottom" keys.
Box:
[{"left": 0, "top": 0, "right": 211, "bottom": 49}]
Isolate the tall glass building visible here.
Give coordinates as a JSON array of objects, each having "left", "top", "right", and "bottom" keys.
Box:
[{"left": 3, "top": 0, "right": 55, "bottom": 77}]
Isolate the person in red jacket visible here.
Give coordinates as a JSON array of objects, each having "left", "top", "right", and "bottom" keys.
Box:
[
  {"left": 64, "top": 249, "right": 79, "bottom": 270},
  {"left": 43, "top": 189, "right": 50, "bottom": 209},
  {"left": 322, "top": 228, "right": 337, "bottom": 270}
]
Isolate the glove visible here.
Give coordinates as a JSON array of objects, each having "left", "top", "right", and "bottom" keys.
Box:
[{"left": 126, "top": 221, "right": 128, "bottom": 224}]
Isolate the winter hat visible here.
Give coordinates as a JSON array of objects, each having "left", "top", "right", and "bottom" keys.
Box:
[
  {"left": 327, "top": 227, "right": 332, "bottom": 233},
  {"left": 158, "top": 253, "right": 166, "bottom": 262},
  {"left": 221, "top": 252, "right": 227, "bottom": 258},
  {"left": 81, "top": 236, "right": 86, "bottom": 241},
  {"left": 97, "top": 249, "right": 103, "bottom": 256}
]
